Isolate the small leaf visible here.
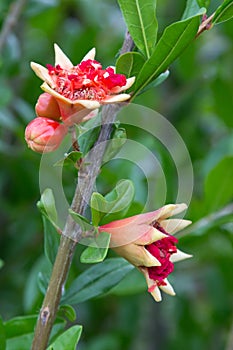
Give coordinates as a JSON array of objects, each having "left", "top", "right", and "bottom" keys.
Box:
[
  {"left": 78, "top": 125, "right": 100, "bottom": 156},
  {"left": 69, "top": 210, "right": 96, "bottom": 233},
  {"left": 133, "top": 11, "right": 205, "bottom": 96},
  {"left": 116, "top": 52, "right": 145, "bottom": 78},
  {"left": 0, "top": 259, "right": 4, "bottom": 269},
  {"left": 47, "top": 325, "right": 82, "bottom": 350},
  {"left": 61, "top": 258, "right": 134, "bottom": 305},
  {"left": 213, "top": 0, "right": 233, "bottom": 24},
  {"left": 118, "top": 0, "right": 158, "bottom": 58},
  {"left": 43, "top": 216, "right": 60, "bottom": 265},
  {"left": 37, "top": 189, "right": 60, "bottom": 232},
  {"left": 80, "top": 231, "right": 111, "bottom": 264},
  {"left": 103, "top": 127, "right": 127, "bottom": 163},
  {"left": 204, "top": 157, "right": 233, "bottom": 213},
  {"left": 137, "top": 70, "right": 170, "bottom": 95},
  {"left": 4, "top": 315, "right": 37, "bottom": 338},
  {"left": 182, "top": 0, "right": 204, "bottom": 20},
  {"left": 54, "top": 151, "right": 82, "bottom": 168},
  {"left": 57, "top": 305, "right": 77, "bottom": 322},
  {"left": 0, "top": 317, "right": 6, "bottom": 350},
  {"left": 91, "top": 179, "right": 135, "bottom": 226}
]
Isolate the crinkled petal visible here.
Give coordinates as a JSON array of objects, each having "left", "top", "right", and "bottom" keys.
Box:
[
  {"left": 111, "top": 77, "right": 135, "bottom": 93},
  {"left": 159, "top": 279, "right": 176, "bottom": 296},
  {"left": 30, "top": 62, "right": 55, "bottom": 88},
  {"left": 170, "top": 249, "right": 192, "bottom": 263},
  {"left": 103, "top": 93, "right": 131, "bottom": 103},
  {"left": 81, "top": 48, "right": 96, "bottom": 61},
  {"left": 54, "top": 43, "right": 73, "bottom": 69},
  {"left": 160, "top": 219, "right": 192, "bottom": 234}
]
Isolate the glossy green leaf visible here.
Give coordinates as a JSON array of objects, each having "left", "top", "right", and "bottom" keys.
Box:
[
  {"left": 37, "top": 189, "right": 60, "bottom": 232},
  {"left": 116, "top": 52, "right": 145, "bottom": 78},
  {"left": 4, "top": 315, "right": 37, "bottom": 338},
  {"left": 110, "top": 268, "right": 146, "bottom": 295},
  {"left": 47, "top": 325, "right": 82, "bottom": 350},
  {"left": 43, "top": 216, "right": 60, "bottom": 265},
  {"left": 133, "top": 11, "right": 205, "bottom": 95},
  {"left": 137, "top": 70, "right": 170, "bottom": 95},
  {"left": 0, "top": 317, "right": 6, "bottom": 350},
  {"left": 91, "top": 179, "right": 135, "bottom": 226},
  {"left": 6, "top": 334, "right": 34, "bottom": 350},
  {"left": 80, "top": 231, "right": 111, "bottom": 263},
  {"left": 78, "top": 124, "right": 101, "bottom": 156},
  {"left": 205, "top": 157, "right": 233, "bottom": 212},
  {"left": 117, "top": 0, "right": 158, "bottom": 58},
  {"left": 61, "top": 258, "right": 134, "bottom": 305},
  {"left": 0, "top": 259, "right": 4, "bottom": 269},
  {"left": 103, "top": 127, "right": 127, "bottom": 163},
  {"left": 182, "top": 0, "right": 204, "bottom": 19},
  {"left": 69, "top": 210, "right": 96, "bottom": 233},
  {"left": 213, "top": 0, "right": 233, "bottom": 24},
  {"left": 54, "top": 151, "right": 82, "bottom": 168},
  {"left": 57, "top": 305, "right": 77, "bottom": 322}
]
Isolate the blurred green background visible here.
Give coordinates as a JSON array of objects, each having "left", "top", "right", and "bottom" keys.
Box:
[{"left": 0, "top": 0, "right": 233, "bottom": 349}]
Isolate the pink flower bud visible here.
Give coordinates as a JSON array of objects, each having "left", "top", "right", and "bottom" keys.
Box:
[
  {"left": 35, "top": 92, "right": 61, "bottom": 120},
  {"left": 25, "top": 117, "right": 67, "bottom": 153}
]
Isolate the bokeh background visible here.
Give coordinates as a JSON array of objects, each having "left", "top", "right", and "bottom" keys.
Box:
[{"left": 0, "top": 0, "right": 233, "bottom": 349}]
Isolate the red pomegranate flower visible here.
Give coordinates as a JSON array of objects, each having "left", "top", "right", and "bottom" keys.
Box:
[
  {"left": 99, "top": 204, "right": 192, "bottom": 302},
  {"left": 31, "top": 44, "right": 135, "bottom": 125}
]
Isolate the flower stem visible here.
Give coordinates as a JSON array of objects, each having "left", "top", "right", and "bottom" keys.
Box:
[{"left": 31, "top": 36, "right": 134, "bottom": 350}]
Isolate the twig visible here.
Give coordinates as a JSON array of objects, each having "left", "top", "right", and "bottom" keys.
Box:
[
  {"left": 31, "top": 33, "right": 134, "bottom": 350},
  {"left": 196, "top": 13, "right": 215, "bottom": 38},
  {"left": 0, "top": 0, "right": 27, "bottom": 54}
]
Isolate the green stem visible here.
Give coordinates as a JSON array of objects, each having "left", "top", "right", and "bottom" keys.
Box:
[{"left": 31, "top": 37, "right": 134, "bottom": 349}]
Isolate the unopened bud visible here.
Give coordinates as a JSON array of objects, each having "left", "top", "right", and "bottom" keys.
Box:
[
  {"left": 35, "top": 93, "right": 61, "bottom": 120},
  {"left": 25, "top": 117, "right": 67, "bottom": 153}
]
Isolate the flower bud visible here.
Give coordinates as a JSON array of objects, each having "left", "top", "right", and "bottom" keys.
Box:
[
  {"left": 25, "top": 117, "right": 67, "bottom": 153},
  {"left": 35, "top": 92, "right": 61, "bottom": 120}
]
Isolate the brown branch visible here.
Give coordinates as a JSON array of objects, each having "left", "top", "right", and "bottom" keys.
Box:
[
  {"left": 196, "top": 13, "right": 215, "bottom": 38},
  {"left": 31, "top": 34, "right": 134, "bottom": 350},
  {"left": 0, "top": 0, "right": 27, "bottom": 54}
]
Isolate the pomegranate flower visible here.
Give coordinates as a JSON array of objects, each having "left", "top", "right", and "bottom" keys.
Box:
[
  {"left": 31, "top": 44, "right": 135, "bottom": 125},
  {"left": 99, "top": 204, "right": 192, "bottom": 302}
]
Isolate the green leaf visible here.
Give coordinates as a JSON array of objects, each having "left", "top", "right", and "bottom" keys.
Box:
[
  {"left": 213, "top": 0, "right": 233, "bottom": 24},
  {"left": 137, "top": 70, "right": 170, "bottom": 95},
  {"left": 116, "top": 52, "right": 145, "bottom": 78},
  {"left": 103, "top": 127, "right": 127, "bottom": 163},
  {"left": 43, "top": 216, "right": 60, "bottom": 265},
  {"left": 182, "top": 0, "right": 205, "bottom": 20},
  {"left": 0, "top": 259, "right": 4, "bottom": 269},
  {"left": 6, "top": 334, "right": 34, "bottom": 350},
  {"left": 117, "top": 0, "right": 158, "bottom": 58},
  {"left": 0, "top": 317, "right": 6, "bottom": 350},
  {"left": 91, "top": 179, "right": 135, "bottom": 226},
  {"left": 61, "top": 258, "right": 134, "bottom": 305},
  {"left": 37, "top": 189, "right": 60, "bottom": 232},
  {"left": 110, "top": 268, "right": 146, "bottom": 296},
  {"left": 80, "top": 231, "right": 111, "bottom": 263},
  {"left": 133, "top": 11, "right": 205, "bottom": 96},
  {"left": 57, "top": 305, "right": 77, "bottom": 322},
  {"left": 204, "top": 157, "right": 233, "bottom": 213},
  {"left": 78, "top": 123, "right": 101, "bottom": 156},
  {"left": 4, "top": 315, "right": 37, "bottom": 339},
  {"left": 47, "top": 325, "right": 82, "bottom": 350},
  {"left": 69, "top": 210, "right": 96, "bottom": 233},
  {"left": 54, "top": 151, "right": 82, "bottom": 168}
]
